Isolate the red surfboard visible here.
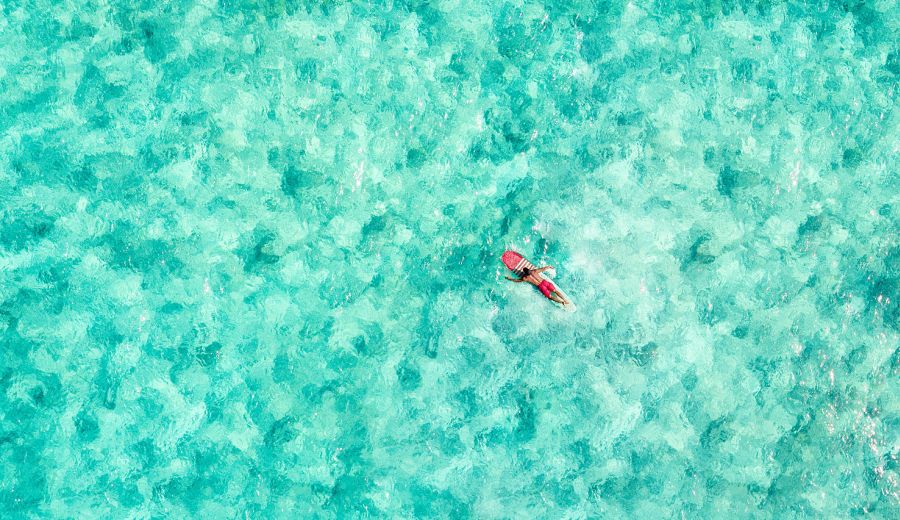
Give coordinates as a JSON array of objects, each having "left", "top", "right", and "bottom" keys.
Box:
[
  {"left": 501, "top": 250, "right": 575, "bottom": 311},
  {"left": 501, "top": 250, "right": 534, "bottom": 276}
]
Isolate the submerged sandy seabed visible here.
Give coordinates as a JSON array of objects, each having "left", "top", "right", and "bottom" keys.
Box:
[{"left": 1, "top": 0, "right": 898, "bottom": 517}]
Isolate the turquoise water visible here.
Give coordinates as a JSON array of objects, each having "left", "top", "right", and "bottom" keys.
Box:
[{"left": 1, "top": 0, "right": 898, "bottom": 517}]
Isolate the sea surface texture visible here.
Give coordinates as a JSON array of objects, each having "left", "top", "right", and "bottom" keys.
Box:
[{"left": 1, "top": 0, "right": 898, "bottom": 517}]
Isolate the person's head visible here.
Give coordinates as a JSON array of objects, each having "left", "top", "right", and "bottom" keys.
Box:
[{"left": 521, "top": 267, "right": 531, "bottom": 277}]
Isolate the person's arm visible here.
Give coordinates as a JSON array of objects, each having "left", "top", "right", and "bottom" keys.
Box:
[
  {"left": 534, "top": 266, "right": 554, "bottom": 274},
  {"left": 505, "top": 276, "right": 524, "bottom": 282}
]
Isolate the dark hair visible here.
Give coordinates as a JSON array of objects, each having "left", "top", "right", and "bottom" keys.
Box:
[{"left": 521, "top": 267, "right": 531, "bottom": 276}]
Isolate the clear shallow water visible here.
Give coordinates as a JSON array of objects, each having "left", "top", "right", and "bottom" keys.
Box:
[{"left": 1, "top": 0, "right": 898, "bottom": 517}]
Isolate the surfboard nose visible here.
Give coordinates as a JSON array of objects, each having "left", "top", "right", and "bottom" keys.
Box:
[{"left": 501, "top": 250, "right": 521, "bottom": 266}]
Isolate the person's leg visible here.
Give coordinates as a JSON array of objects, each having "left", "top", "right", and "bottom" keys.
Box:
[
  {"left": 549, "top": 292, "right": 567, "bottom": 305},
  {"left": 550, "top": 291, "right": 569, "bottom": 305}
]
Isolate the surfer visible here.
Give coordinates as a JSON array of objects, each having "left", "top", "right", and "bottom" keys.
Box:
[{"left": 505, "top": 266, "right": 570, "bottom": 305}]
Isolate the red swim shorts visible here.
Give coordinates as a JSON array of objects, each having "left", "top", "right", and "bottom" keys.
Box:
[{"left": 538, "top": 280, "right": 556, "bottom": 298}]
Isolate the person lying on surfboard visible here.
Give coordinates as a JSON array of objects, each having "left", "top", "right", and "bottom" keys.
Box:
[{"left": 505, "top": 266, "right": 570, "bottom": 305}]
